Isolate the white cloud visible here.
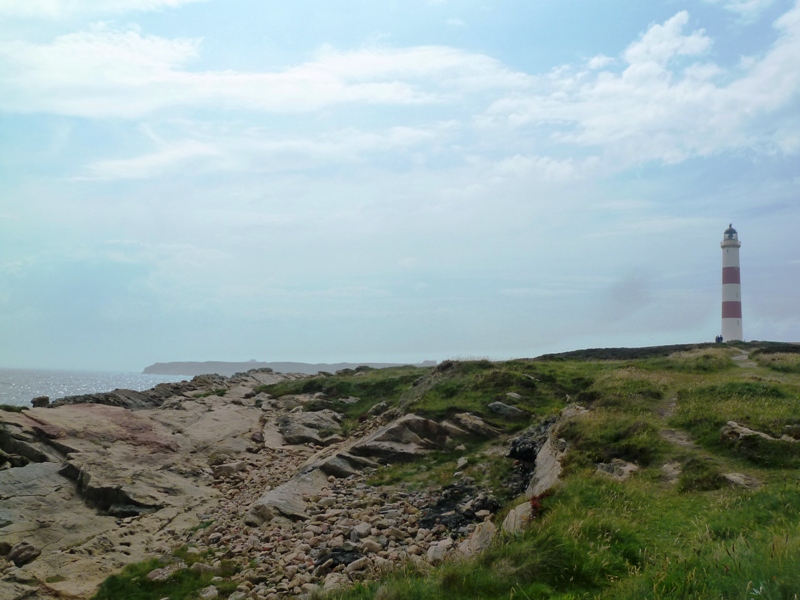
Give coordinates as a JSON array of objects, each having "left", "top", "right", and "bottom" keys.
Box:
[
  {"left": 0, "top": 26, "right": 532, "bottom": 118},
  {"left": 704, "top": 0, "right": 777, "bottom": 20},
  {"left": 81, "top": 140, "right": 219, "bottom": 179},
  {"left": 0, "top": 0, "right": 206, "bottom": 18},
  {"left": 78, "top": 124, "right": 446, "bottom": 179},
  {"left": 446, "top": 17, "right": 466, "bottom": 27},
  {"left": 587, "top": 54, "right": 614, "bottom": 69},
  {"left": 490, "top": 154, "right": 599, "bottom": 182},
  {"left": 622, "top": 12, "right": 710, "bottom": 65},
  {"left": 481, "top": 5, "right": 800, "bottom": 165}
]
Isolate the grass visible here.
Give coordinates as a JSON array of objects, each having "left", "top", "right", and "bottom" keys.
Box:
[
  {"left": 753, "top": 352, "right": 800, "bottom": 373},
  {"left": 92, "top": 558, "right": 239, "bottom": 600},
  {"left": 193, "top": 388, "right": 228, "bottom": 398},
  {"left": 255, "top": 365, "right": 428, "bottom": 425},
  {"left": 558, "top": 411, "right": 668, "bottom": 471},
  {"left": 92, "top": 547, "right": 239, "bottom": 600},
  {"left": 89, "top": 343, "right": 800, "bottom": 600},
  {"left": 641, "top": 348, "right": 735, "bottom": 373},
  {"left": 328, "top": 476, "right": 800, "bottom": 600},
  {"left": 670, "top": 380, "right": 800, "bottom": 467}
]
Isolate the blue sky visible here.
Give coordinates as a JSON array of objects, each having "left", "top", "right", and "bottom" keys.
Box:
[{"left": 1, "top": 0, "right": 798, "bottom": 371}]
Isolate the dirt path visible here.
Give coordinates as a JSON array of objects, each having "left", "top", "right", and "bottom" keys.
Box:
[{"left": 731, "top": 348, "right": 757, "bottom": 368}]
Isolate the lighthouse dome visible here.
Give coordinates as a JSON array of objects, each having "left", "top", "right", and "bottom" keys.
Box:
[{"left": 724, "top": 224, "right": 738, "bottom": 240}]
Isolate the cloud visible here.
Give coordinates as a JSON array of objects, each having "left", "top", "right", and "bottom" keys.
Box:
[
  {"left": 490, "top": 154, "right": 599, "bottom": 182},
  {"left": 622, "top": 12, "right": 711, "bottom": 66},
  {"left": 446, "top": 17, "right": 466, "bottom": 27},
  {"left": 0, "top": 26, "right": 532, "bottom": 118},
  {"left": 703, "top": 0, "right": 777, "bottom": 20},
  {"left": 78, "top": 124, "right": 445, "bottom": 179},
  {"left": 481, "top": 5, "right": 800, "bottom": 165},
  {"left": 587, "top": 55, "right": 614, "bottom": 70},
  {"left": 80, "top": 140, "right": 219, "bottom": 180},
  {"left": 0, "top": 0, "right": 207, "bottom": 18}
]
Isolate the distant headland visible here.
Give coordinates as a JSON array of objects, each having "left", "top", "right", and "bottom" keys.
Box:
[{"left": 142, "top": 359, "right": 438, "bottom": 377}]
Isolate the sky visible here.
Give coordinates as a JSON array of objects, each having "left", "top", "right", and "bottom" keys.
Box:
[{"left": 0, "top": 0, "right": 799, "bottom": 371}]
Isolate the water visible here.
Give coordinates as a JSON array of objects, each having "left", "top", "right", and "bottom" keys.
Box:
[{"left": 0, "top": 368, "right": 188, "bottom": 407}]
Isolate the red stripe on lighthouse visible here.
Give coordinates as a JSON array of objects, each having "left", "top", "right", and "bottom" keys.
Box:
[
  {"left": 722, "top": 267, "right": 740, "bottom": 284},
  {"left": 722, "top": 301, "right": 742, "bottom": 319}
]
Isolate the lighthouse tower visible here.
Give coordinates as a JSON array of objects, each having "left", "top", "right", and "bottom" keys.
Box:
[{"left": 721, "top": 224, "right": 743, "bottom": 341}]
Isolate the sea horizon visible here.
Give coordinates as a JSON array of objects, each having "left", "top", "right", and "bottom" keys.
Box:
[{"left": 0, "top": 367, "right": 187, "bottom": 407}]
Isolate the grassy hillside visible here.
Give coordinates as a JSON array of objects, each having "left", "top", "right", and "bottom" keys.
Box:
[
  {"left": 88, "top": 341, "right": 800, "bottom": 599},
  {"left": 291, "top": 342, "right": 800, "bottom": 600}
]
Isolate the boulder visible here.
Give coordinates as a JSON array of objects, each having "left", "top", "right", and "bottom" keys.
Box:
[
  {"left": 507, "top": 418, "right": 555, "bottom": 462},
  {"left": 0, "top": 581, "right": 38, "bottom": 600},
  {"left": 8, "top": 542, "right": 40, "bottom": 567},
  {"left": 447, "top": 413, "right": 500, "bottom": 438},
  {"left": 524, "top": 405, "right": 589, "bottom": 497},
  {"left": 526, "top": 436, "right": 566, "bottom": 498},
  {"left": 315, "top": 453, "right": 379, "bottom": 479},
  {"left": 31, "top": 396, "right": 50, "bottom": 408},
  {"left": 426, "top": 538, "right": 453, "bottom": 565},
  {"left": 277, "top": 410, "right": 341, "bottom": 446},
  {"left": 502, "top": 502, "right": 533, "bottom": 534},
  {"left": 457, "top": 520, "right": 496, "bottom": 557},
  {"left": 245, "top": 469, "right": 329, "bottom": 526},
  {"left": 488, "top": 402, "right": 527, "bottom": 419},
  {"left": 212, "top": 461, "right": 248, "bottom": 479},
  {"left": 720, "top": 421, "right": 792, "bottom": 443},
  {"left": 596, "top": 459, "right": 639, "bottom": 482},
  {"left": 199, "top": 585, "right": 219, "bottom": 599},
  {"left": 723, "top": 472, "right": 762, "bottom": 489},
  {"left": 367, "top": 402, "right": 388, "bottom": 416},
  {"left": 350, "top": 414, "right": 455, "bottom": 463}
]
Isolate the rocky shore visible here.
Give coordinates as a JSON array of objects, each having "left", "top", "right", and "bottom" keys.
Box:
[{"left": 0, "top": 366, "right": 577, "bottom": 600}]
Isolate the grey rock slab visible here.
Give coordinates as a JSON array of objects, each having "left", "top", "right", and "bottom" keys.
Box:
[
  {"left": 315, "top": 453, "right": 379, "bottom": 479},
  {"left": 595, "top": 459, "right": 639, "bottom": 482},
  {"left": 0, "top": 581, "right": 37, "bottom": 600},
  {"left": 449, "top": 413, "right": 500, "bottom": 438},
  {"left": 278, "top": 410, "right": 342, "bottom": 446},
  {"left": 723, "top": 472, "right": 762, "bottom": 489},
  {"left": 488, "top": 402, "right": 527, "bottom": 418},
  {"left": 350, "top": 414, "right": 454, "bottom": 463},
  {"left": 245, "top": 469, "right": 329, "bottom": 526},
  {"left": 502, "top": 502, "right": 532, "bottom": 534},
  {"left": 526, "top": 436, "right": 565, "bottom": 497},
  {"left": 8, "top": 542, "right": 41, "bottom": 567},
  {"left": 457, "top": 521, "right": 496, "bottom": 557}
]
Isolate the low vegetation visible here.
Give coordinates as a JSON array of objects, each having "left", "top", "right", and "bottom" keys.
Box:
[
  {"left": 92, "top": 548, "right": 239, "bottom": 600},
  {"left": 91, "top": 341, "right": 800, "bottom": 599},
  {"left": 322, "top": 342, "right": 800, "bottom": 599}
]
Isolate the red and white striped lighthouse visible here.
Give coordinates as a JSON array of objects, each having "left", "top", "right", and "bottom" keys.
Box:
[{"left": 721, "top": 224, "right": 743, "bottom": 341}]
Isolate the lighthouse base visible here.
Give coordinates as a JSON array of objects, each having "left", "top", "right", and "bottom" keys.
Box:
[{"left": 722, "top": 318, "right": 743, "bottom": 342}]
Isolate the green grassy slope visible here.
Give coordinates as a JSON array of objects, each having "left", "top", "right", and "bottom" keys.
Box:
[
  {"left": 90, "top": 342, "right": 800, "bottom": 599},
  {"left": 311, "top": 343, "right": 800, "bottom": 600}
]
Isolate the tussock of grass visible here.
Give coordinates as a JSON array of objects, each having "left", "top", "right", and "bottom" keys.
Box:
[
  {"left": 677, "top": 457, "right": 727, "bottom": 491},
  {"left": 644, "top": 348, "right": 735, "bottom": 373},
  {"left": 91, "top": 555, "right": 239, "bottom": 600},
  {"left": 558, "top": 411, "right": 667, "bottom": 471},
  {"left": 754, "top": 352, "right": 800, "bottom": 373},
  {"left": 671, "top": 380, "right": 800, "bottom": 467},
  {"left": 255, "top": 366, "right": 427, "bottom": 422}
]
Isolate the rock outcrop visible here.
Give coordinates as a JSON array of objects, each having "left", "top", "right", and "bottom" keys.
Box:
[{"left": 0, "top": 370, "right": 506, "bottom": 599}]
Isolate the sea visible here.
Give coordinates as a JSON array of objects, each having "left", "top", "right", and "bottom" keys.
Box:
[{"left": 0, "top": 368, "right": 188, "bottom": 408}]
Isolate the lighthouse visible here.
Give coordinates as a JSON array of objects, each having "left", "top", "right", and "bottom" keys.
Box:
[{"left": 721, "top": 224, "right": 743, "bottom": 341}]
